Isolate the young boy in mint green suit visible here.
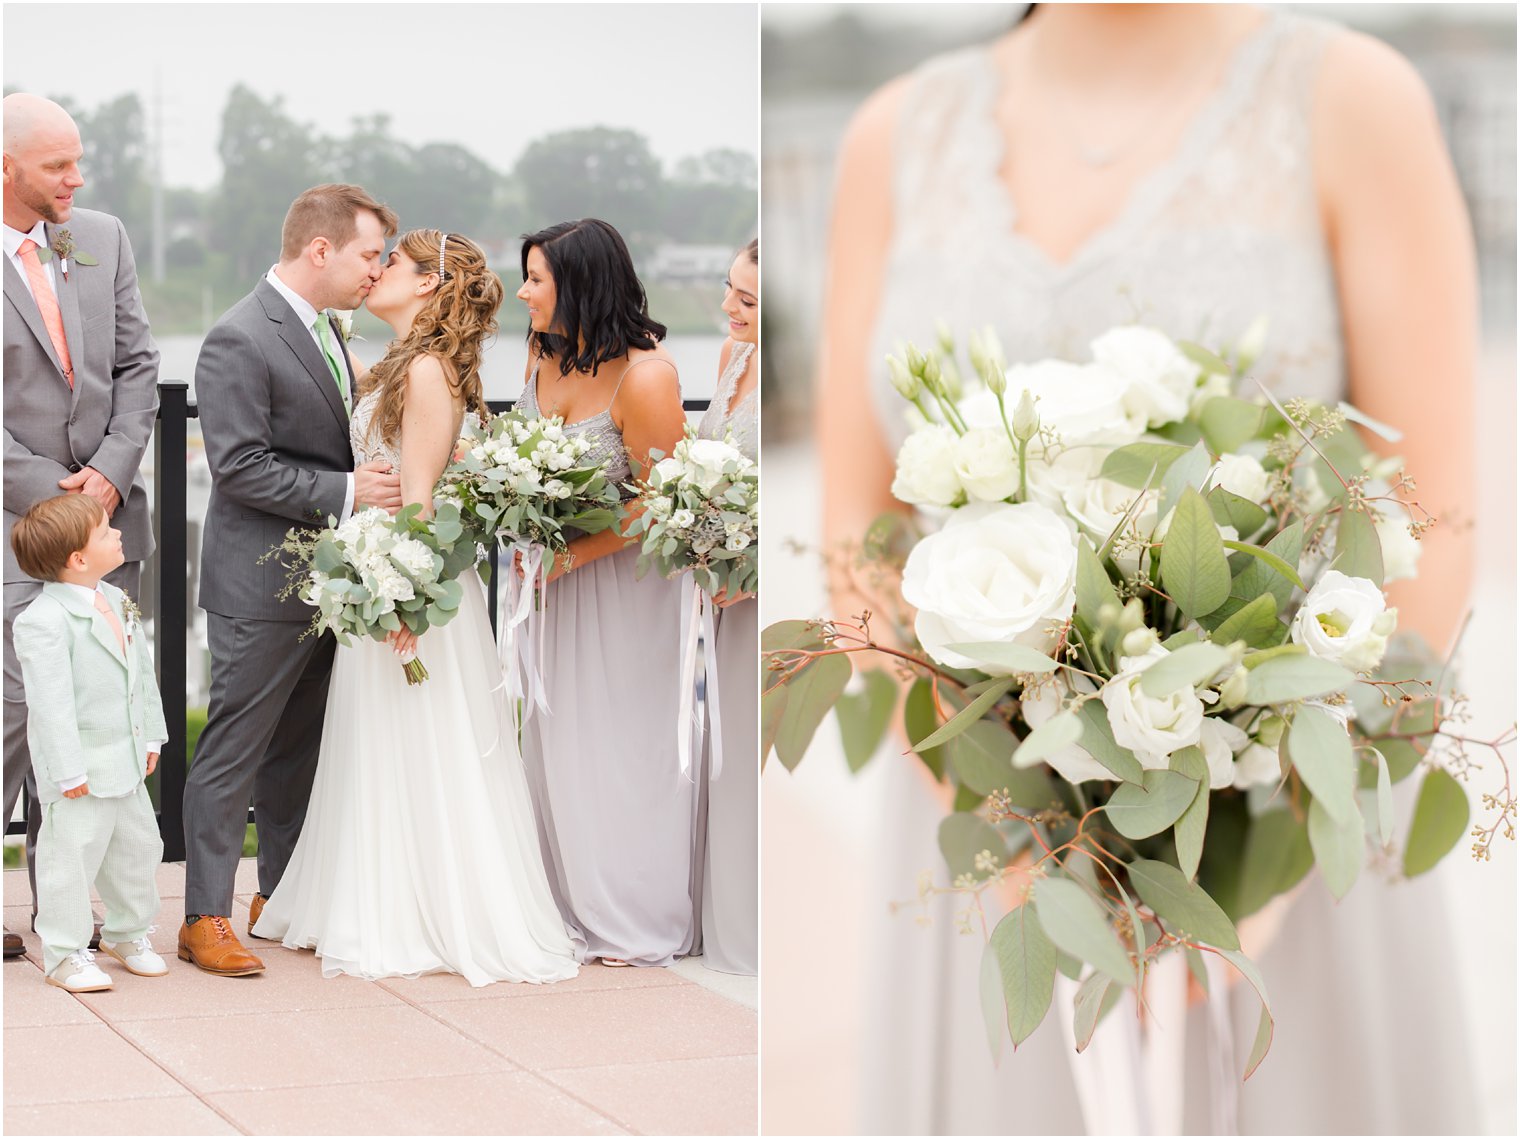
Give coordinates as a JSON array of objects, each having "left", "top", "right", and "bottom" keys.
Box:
[{"left": 10, "top": 494, "right": 169, "bottom": 992}]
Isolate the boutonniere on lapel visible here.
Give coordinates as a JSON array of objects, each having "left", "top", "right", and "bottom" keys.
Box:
[
  {"left": 119, "top": 595, "right": 143, "bottom": 644},
  {"left": 33, "top": 228, "right": 99, "bottom": 281},
  {"left": 331, "top": 309, "right": 362, "bottom": 343}
]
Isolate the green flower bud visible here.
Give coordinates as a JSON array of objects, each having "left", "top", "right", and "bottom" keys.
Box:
[
  {"left": 1096, "top": 601, "right": 1121, "bottom": 630},
  {"left": 921, "top": 351, "right": 943, "bottom": 393},
  {"left": 1121, "top": 627, "right": 1158, "bottom": 658},
  {"left": 1256, "top": 714, "right": 1286, "bottom": 748},
  {"left": 1236, "top": 315, "right": 1269, "bottom": 373},
  {"left": 905, "top": 342, "right": 927, "bottom": 378},
  {"left": 1118, "top": 598, "right": 1146, "bottom": 634},
  {"left": 939, "top": 355, "right": 964, "bottom": 400},
  {"left": 887, "top": 355, "right": 920, "bottom": 401},
  {"left": 1010, "top": 388, "right": 1038, "bottom": 438},
  {"left": 935, "top": 320, "right": 956, "bottom": 357},
  {"left": 1218, "top": 666, "right": 1249, "bottom": 709}
]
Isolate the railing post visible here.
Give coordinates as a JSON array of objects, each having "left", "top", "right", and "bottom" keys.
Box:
[{"left": 155, "top": 381, "right": 190, "bottom": 861}]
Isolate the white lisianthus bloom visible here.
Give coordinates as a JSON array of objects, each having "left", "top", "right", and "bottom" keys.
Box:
[
  {"left": 953, "top": 427, "right": 1020, "bottom": 502},
  {"left": 901, "top": 501, "right": 1077, "bottom": 669},
  {"left": 653, "top": 456, "right": 684, "bottom": 484},
  {"left": 1198, "top": 716, "right": 1251, "bottom": 789},
  {"left": 892, "top": 424, "right": 964, "bottom": 508},
  {"left": 1101, "top": 646, "right": 1206, "bottom": 768},
  {"left": 1213, "top": 453, "right": 1272, "bottom": 505},
  {"left": 647, "top": 496, "right": 673, "bottom": 518},
  {"left": 979, "top": 359, "right": 1146, "bottom": 452},
  {"left": 1018, "top": 678, "right": 1113, "bottom": 784},
  {"left": 389, "top": 538, "right": 435, "bottom": 580},
  {"left": 1375, "top": 513, "right": 1422, "bottom": 582},
  {"left": 683, "top": 438, "right": 742, "bottom": 493},
  {"left": 1290, "top": 570, "right": 1397, "bottom": 673},
  {"left": 671, "top": 509, "right": 697, "bottom": 530},
  {"left": 1232, "top": 740, "right": 1281, "bottom": 790},
  {"left": 1090, "top": 326, "right": 1198, "bottom": 428},
  {"left": 724, "top": 532, "right": 751, "bottom": 551}
]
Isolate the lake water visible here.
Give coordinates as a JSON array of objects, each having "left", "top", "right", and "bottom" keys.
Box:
[{"left": 155, "top": 332, "right": 729, "bottom": 405}]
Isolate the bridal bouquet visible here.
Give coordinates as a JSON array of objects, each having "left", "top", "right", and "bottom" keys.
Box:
[
  {"left": 764, "top": 324, "right": 1513, "bottom": 1076},
  {"left": 623, "top": 426, "right": 759, "bottom": 597},
  {"left": 439, "top": 410, "right": 621, "bottom": 556},
  {"left": 266, "top": 503, "right": 476, "bottom": 684}
]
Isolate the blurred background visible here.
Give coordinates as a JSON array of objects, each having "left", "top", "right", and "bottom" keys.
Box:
[{"left": 759, "top": 4, "right": 1516, "bottom": 1134}]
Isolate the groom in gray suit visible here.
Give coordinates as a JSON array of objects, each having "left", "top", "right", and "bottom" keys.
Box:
[
  {"left": 2, "top": 93, "right": 161, "bottom": 959},
  {"left": 180, "top": 184, "right": 400, "bottom": 975}
]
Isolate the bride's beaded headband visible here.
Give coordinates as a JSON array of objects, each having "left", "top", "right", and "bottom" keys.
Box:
[{"left": 438, "top": 232, "right": 450, "bottom": 280}]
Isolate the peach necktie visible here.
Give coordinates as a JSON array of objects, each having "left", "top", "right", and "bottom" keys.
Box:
[
  {"left": 93, "top": 591, "right": 125, "bottom": 655},
  {"left": 17, "top": 238, "right": 74, "bottom": 388}
]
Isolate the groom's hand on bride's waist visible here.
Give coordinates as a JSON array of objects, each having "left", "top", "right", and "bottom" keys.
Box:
[{"left": 354, "top": 460, "right": 403, "bottom": 514}]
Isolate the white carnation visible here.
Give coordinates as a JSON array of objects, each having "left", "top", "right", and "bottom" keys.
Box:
[{"left": 891, "top": 424, "right": 964, "bottom": 508}]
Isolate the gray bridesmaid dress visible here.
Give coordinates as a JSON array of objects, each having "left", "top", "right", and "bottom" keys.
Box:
[
  {"left": 695, "top": 340, "right": 759, "bottom": 976},
  {"left": 518, "top": 360, "right": 697, "bottom": 967}
]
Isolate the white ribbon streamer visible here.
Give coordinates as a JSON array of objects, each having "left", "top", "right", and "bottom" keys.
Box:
[
  {"left": 497, "top": 538, "right": 552, "bottom": 728},
  {"left": 676, "top": 578, "right": 723, "bottom": 782}
]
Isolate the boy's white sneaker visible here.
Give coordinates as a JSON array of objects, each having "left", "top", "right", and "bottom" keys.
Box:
[
  {"left": 99, "top": 935, "right": 169, "bottom": 977},
  {"left": 46, "top": 950, "right": 113, "bottom": 992}
]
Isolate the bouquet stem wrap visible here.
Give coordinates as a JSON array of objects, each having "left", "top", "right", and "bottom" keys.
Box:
[
  {"left": 677, "top": 578, "right": 723, "bottom": 783},
  {"left": 498, "top": 539, "right": 552, "bottom": 725}
]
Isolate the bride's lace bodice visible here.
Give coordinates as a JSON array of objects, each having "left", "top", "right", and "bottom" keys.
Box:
[
  {"left": 349, "top": 388, "right": 479, "bottom": 472},
  {"left": 697, "top": 340, "right": 758, "bottom": 460},
  {"left": 517, "top": 362, "right": 638, "bottom": 499},
  {"left": 872, "top": 8, "right": 1345, "bottom": 450}
]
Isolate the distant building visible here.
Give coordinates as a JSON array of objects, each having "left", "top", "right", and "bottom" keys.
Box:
[{"left": 647, "top": 243, "right": 736, "bottom": 282}]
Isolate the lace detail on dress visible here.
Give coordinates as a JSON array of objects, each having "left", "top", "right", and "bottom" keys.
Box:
[
  {"left": 876, "top": 9, "right": 1345, "bottom": 451},
  {"left": 349, "top": 388, "right": 480, "bottom": 473},
  {"left": 518, "top": 363, "right": 637, "bottom": 498},
  {"left": 696, "top": 341, "right": 758, "bottom": 461}
]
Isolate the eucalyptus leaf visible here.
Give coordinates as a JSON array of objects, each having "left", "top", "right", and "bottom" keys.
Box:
[
  {"left": 903, "top": 679, "right": 948, "bottom": 781},
  {"left": 1103, "top": 768, "right": 1199, "bottom": 839},
  {"left": 938, "top": 812, "right": 1006, "bottom": 880},
  {"left": 1332, "top": 508, "right": 1385, "bottom": 588},
  {"left": 979, "top": 940, "right": 1006, "bottom": 1064},
  {"left": 1372, "top": 747, "right": 1394, "bottom": 846},
  {"left": 1198, "top": 397, "right": 1269, "bottom": 455},
  {"left": 1288, "top": 705, "right": 1357, "bottom": 824},
  {"left": 1232, "top": 521, "right": 1304, "bottom": 611},
  {"left": 1209, "top": 592, "right": 1283, "bottom": 650},
  {"left": 1099, "top": 442, "right": 1189, "bottom": 489},
  {"left": 1236, "top": 808, "right": 1314, "bottom": 919},
  {"left": 946, "top": 641, "right": 1060, "bottom": 674},
  {"left": 1217, "top": 947, "right": 1275, "bottom": 1079},
  {"left": 1308, "top": 796, "right": 1364, "bottom": 899},
  {"left": 949, "top": 720, "right": 1022, "bottom": 797},
  {"left": 1159, "top": 443, "right": 1214, "bottom": 521},
  {"left": 1403, "top": 766, "right": 1470, "bottom": 877},
  {"left": 1013, "top": 711, "right": 1083, "bottom": 766},
  {"left": 1222, "top": 540, "right": 1306, "bottom": 591},
  {"left": 1209, "top": 488, "right": 1269, "bottom": 540},
  {"left": 989, "top": 905, "right": 1059, "bottom": 1046},
  {"left": 760, "top": 686, "right": 787, "bottom": 768},
  {"left": 1127, "top": 859, "right": 1241, "bottom": 949},
  {"left": 1170, "top": 746, "right": 1211, "bottom": 881},
  {"left": 1160, "top": 487, "right": 1232, "bottom": 619},
  {"left": 1075, "top": 701, "right": 1145, "bottom": 784},
  {"left": 1244, "top": 655, "right": 1354, "bottom": 705},
  {"left": 1072, "top": 971, "right": 1123, "bottom": 1052},
  {"left": 1032, "top": 877, "right": 1134, "bottom": 986},
  {"left": 835, "top": 668, "right": 898, "bottom": 773},
  {"left": 913, "top": 680, "right": 1014, "bottom": 751},
  {"left": 1139, "top": 642, "right": 1233, "bottom": 699},
  {"left": 773, "top": 653, "right": 851, "bottom": 771},
  {"left": 1178, "top": 340, "right": 1231, "bottom": 376},
  {"left": 1184, "top": 946, "right": 1210, "bottom": 995}
]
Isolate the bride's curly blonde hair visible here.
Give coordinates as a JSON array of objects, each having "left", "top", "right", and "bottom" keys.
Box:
[{"left": 360, "top": 228, "right": 501, "bottom": 447}]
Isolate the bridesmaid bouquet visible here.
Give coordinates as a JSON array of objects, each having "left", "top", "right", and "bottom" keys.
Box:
[
  {"left": 764, "top": 324, "right": 1513, "bottom": 1076},
  {"left": 266, "top": 503, "right": 477, "bottom": 684},
  {"left": 439, "top": 410, "right": 621, "bottom": 556},
  {"left": 624, "top": 425, "right": 759, "bottom": 597}
]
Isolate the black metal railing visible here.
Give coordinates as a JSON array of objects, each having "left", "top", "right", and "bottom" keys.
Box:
[{"left": 10, "top": 383, "right": 711, "bottom": 858}]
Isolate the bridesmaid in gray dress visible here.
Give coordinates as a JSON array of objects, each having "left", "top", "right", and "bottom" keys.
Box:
[
  {"left": 696, "top": 240, "right": 759, "bottom": 976},
  {"left": 513, "top": 219, "right": 695, "bottom": 968}
]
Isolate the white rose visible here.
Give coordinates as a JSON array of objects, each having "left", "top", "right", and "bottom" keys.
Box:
[
  {"left": 1090, "top": 326, "right": 1197, "bottom": 428},
  {"left": 979, "top": 359, "right": 1146, "bottom": 452},
  {"left": 724, "top": 532, "right": 751, "bottom": 551},
  {"left": 1376, "top": 513, "right": 1422, "bottom": 582},
  {"left": 953, "top": 427, "right": 1020, "bottom": 502},
  {"left": 1100, "top": 646, "right": 1206, "bottom": 768},
  {"left": 1198, "top": 716, "right": 1251, "bottom": 789},
  {"left": 653, "top": 456, "right": 684, "bottom": 484},
  {"left": 1060, "top": 477, "right": 1160, "bottom": 573},
  {"left": 891, "top": 424, "right": 964, "bottom": 508},
  {"left": 1018, "top": 679, "right": 1113, "bottom": 784},
  {"left": 683, "top": 438, "right": 740, "bottom": 493},
  {"left": 1213, "top": 453, "right": 1272, "bottom": 505},
  {"left": 1290, "top": 570, "right": 1397, "bottom": 673},
  {"left": 901, "top": 501, "right": 1077, "bottom": 670}
]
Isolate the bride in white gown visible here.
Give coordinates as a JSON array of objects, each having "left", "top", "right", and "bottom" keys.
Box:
[{"left": 253, "top": 229, "right": 578, "bottom": 988}]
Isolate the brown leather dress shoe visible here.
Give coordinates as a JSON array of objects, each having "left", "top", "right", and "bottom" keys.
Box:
[
  {"left": 178, "top": 916, "right": 265, "bottom": 976},
  {"left": 247, "top": 894, "right": 271, "bottom": 939},
  {"left": 3, "top": 930, "right": 23, "bottom": 959}
]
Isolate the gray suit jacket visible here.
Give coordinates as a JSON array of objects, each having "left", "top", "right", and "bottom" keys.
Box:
[
  {"left": 196, "top": 278, "right": 357, "bottom": 621},
  {"left": 2, "top": 208, "right": 160, "bottom": 583}
]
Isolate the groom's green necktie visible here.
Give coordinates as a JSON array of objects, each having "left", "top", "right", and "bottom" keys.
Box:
[{"left": 314, "top": 313, "right": 349, "bottom": 410}]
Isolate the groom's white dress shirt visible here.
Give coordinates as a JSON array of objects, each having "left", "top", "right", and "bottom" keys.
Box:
[
  {"left": 54, "top": 582, "right": 164, "bottom": 796},
  {"left": 4, "top": 219, "right": 58, "bottom": 301},
  {"left": 264, "top": 266, "right": 355, "bottom": 521}
]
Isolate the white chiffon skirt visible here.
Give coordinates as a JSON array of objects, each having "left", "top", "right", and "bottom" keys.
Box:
[{"left": 253, "top": 570, "right": 579, "bottom": 988}]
